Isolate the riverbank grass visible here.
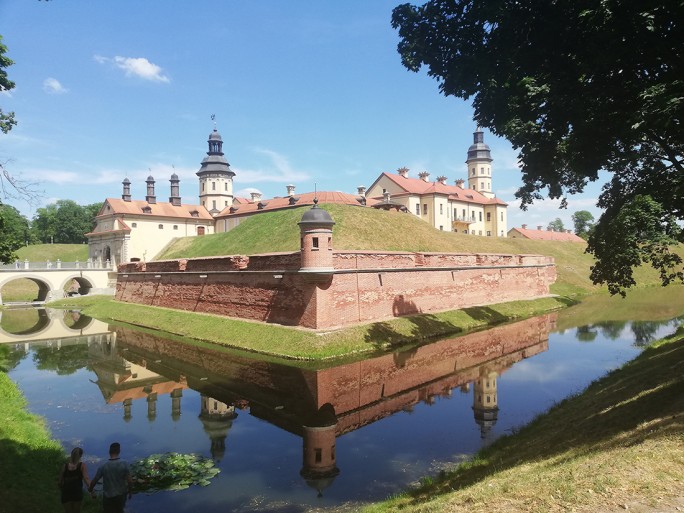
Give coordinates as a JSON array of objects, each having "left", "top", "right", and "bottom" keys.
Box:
[
  {"left": 363, "top": 328, "right": 684, "bottom": 513},
  {"left": 50, "top": 295, "right": 572, "bottom": 360}
]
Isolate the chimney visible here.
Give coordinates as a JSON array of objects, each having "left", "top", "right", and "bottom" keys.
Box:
[
  {"left": 383, "top": 190, "right": 391, "bottom": 203},
  {"left": 122, "top": 178, "right": 131, "bottom": 202},
  {"left": 250, "top": 192, "right": 262, "bottom": 203},
  {"left": 145, "top": 175, "right": 156, "bottom": 204},
  {"left": 547, "top": 226, "right": 553, "bottom": 231},
  {"left": 286, "top": 184, "right": 296, "bottom": 197},
  {"left": 169, "top": 173, "right": 181, "bottom": 206},
  {"left": 521, "top": 224, "right": 527, "bottom": 229},
  {"left": 455, "top": 179, "right": 465, "bottom": 188},
  {"left": 418, "top": 171, "right": 430, "bottom": 182},
  {"left": 357, "top": 185, "right": 366, "bottom": 197},
  {"left": 397, "top": 167, "right": 409, "bottom": 178},
  {"left": 537, "top": 225, "right": 542, "bottom": 230},
  {"left": 436, "top": 175, "right": 448, "bottom": 185}
]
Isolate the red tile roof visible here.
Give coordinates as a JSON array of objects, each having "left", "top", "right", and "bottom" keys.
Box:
[
  {"left": 508, "top": 227, "right": 586, "bottom": 242},
  {"left": 371, "top": 172, "right": 507, "bottom": 206},
  {"left": 216, "top": 190, "right": 373, "bottom": 218},
  {"left": 97, "top": 198, "right": 214, "bottom": 220}
]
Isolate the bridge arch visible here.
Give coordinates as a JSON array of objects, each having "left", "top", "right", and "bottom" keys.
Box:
[
  {"left": 59, "top": 275, "right": 95, "bottom": 296},
  {"left": 0, "top": 309, "right": 96, "bottom": 341},
  {"left": 0, "top": 275, "right": 52, "bottom": 303}
]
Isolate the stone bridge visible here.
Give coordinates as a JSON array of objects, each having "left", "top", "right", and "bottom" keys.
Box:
[{"left": 0, "top": 260, "right": 116, "bottom": 305}]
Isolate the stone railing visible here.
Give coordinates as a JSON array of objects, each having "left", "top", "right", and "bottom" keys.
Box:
[{"left": 0, "top": 258, "right": 114, "bottom": 271}]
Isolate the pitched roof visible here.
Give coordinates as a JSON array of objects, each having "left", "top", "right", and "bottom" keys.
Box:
[
  {"left": 97, "top": 198, "right": 214, "bottom": 221},
  {"left": 508, "top": 227, "right": 586, "bottom": 242},
  {"left": 371, "top": 172, "right": 507, "bottom": 206},
  {"left": 216, "top": 190, "right": 374, "bottom": 218}
]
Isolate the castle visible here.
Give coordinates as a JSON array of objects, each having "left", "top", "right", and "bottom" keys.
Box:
[{"left": 87, "top": 127, "right": 508, "bottom": 266}]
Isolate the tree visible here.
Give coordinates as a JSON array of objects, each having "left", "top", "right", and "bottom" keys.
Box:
[
  {"left": 392, "top": 0, "right": 684, "bottom": 295},
  {"left": 0, "top": 34, "right": 40, "bottom": 202},
  {"left": 31, "top": 200, "right": 101, "bottom": 244},
  {"left": 547, "top": 218, "right": 565, "bottom": 232},
  {"left": 571, "top": 210, "right": 595, "bottom": 240}
]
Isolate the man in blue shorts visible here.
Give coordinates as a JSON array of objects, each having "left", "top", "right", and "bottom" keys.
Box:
[{"left": 89, "top": 442, "right": 133, "bottom": 513}]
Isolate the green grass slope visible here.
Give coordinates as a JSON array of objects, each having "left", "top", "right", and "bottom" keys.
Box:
[
  {"left": 14, "top": 244, "right": 88, "bottom": 263},
  {"left": 157, "top": 204, "right": 677, "bottom": 296}
]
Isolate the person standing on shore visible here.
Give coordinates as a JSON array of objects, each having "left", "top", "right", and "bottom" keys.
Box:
[
  {"left": 88, "top": 442, "right": 132, "bottom": 513},
  {"left": 58, "top": 447, "right": 91, "bottom": 513}
]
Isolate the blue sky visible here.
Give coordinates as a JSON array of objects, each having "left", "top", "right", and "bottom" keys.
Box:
[{"left": 1, "top": 1, "right": 603, "bottom": 229}]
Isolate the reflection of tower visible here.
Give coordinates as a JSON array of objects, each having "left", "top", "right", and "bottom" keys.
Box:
[
  {"left": 472, "top": 369, "right": 499, "bottom": 439},
  {"left": 198, "top": 395, "right": 238, "bottom": 462},
  {"left": 300, "top": 404, "right": 340, "bottom": 498},
  {"left": 171, "top": 388, "right": 183, "bottom": 421}
]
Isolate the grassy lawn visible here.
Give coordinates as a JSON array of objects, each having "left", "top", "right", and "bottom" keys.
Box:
[
  {"left": 51, "top": 294, "right": 573, "bottom": 361},
  {"left": 14, "top": 243, "right": 89, "bottom": 263},
  {"left": 362, "top": 328, "right": 684, "bottom": 513}
]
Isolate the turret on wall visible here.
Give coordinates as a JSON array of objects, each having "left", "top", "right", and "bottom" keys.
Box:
[{"left": 298, "top": 199, "right": 335, "bottom": 274}]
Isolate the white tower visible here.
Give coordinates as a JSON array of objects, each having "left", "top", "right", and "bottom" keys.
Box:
[
  {"left": 466, "top": 128, "right": 495, "bottom": 199},
  {"left": 196, "top": 126, "right": 235, "bottom": 215}
]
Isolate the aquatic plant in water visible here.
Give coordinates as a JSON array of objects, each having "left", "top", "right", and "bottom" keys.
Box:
[{"left": 130, "top": 452, "right": 220, "bottom": 493}]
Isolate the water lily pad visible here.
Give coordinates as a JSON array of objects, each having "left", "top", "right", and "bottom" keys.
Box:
[{"left": 130, "top": 452, "right": 220, "bottom": 494}]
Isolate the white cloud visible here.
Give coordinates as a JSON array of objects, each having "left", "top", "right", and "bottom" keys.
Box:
[
  {"left": 94, "top": 55, "right": 170, "bottom": 83},
  {"left": 43, "top": 78, "right": 68, "bottom": 94},
  {"left": 233, "top": 148, "right": 310, "bottom": 184},
  {"left": 31, "top": 169, "right": 80, "bottom": 184}
]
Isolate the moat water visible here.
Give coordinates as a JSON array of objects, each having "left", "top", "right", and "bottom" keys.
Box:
[{"left": 1, "top": 299, "right": 682, "bottom": 512}]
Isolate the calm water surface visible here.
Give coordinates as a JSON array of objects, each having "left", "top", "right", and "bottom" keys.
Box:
[{"left": 2, "top": 307, "right": 682, "bottom": 512}]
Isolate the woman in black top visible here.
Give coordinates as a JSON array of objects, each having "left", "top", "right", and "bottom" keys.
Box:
[{"left": 58, "top": 447, "right": 91, "bottom": 513}]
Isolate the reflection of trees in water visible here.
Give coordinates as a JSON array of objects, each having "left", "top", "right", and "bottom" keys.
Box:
[
  {"left": 593, "top": 321, "right": 627, "bottom": 340},
  {"left": 575, "top": 325, "right": 598, "bottom": 342},
  {"left": 32, "top": 344, "right": 91, "bottom": 375},
  {"left": 0, "top": 344, "right": 27, "bottom": 372},
  {"left": 630, "top": 321, "right": 663, "bottom": 347}
]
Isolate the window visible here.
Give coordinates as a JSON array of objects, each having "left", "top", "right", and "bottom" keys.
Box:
[
  {"left": 480, "top": 181, "right": 484, "bottom": 190},
  {"left": 212, "top": 200, "right": 216, "bottom": 210},
  {"left": 328, "top": 237, "right": 332, "bottom": 250},
  {"left": 224, "top": 183, "right": 228, "bottom": 191},
  {"left": 202, "top": 183, "right": 205, "bottom": 191},
  {"left": 471, "top": 169, "right": 475, "bottom": 176},
  {"left": 439, "top": 204, "right": 443, "bottom": 215},
  {"left": 488, "top": 168, "right": 491, "bottom": 175},
  {"left": 415, "top": 204, "right": 420, "bottom": 215},
  {"left": 212, "top": 182, "right": 216, "bottom": 191},
  {"left": 453, "top": 208, "right": 457, "bottom": 219},
  {"left": 440, "top": 225, "right": 443, "bottom": 230},
  {"left": 225, "top": 201, "right": 228, "bottom": 206},
  {"left": 131, "top": 222, "right": 137, "bottom": 228},
  {"left": 481, "top": 167, "right": 484, "bottom": 175},
  {"left": 462, "top": 209, "right": 466, "bottom": 218},
  {"left": 173, "top": 225, "right": 178, "bottom": 230},
  {"left": 487, "top": 231, "right": 491, "bottom": 236},
  {"left": 479, "top": 230, "right": 482, "bottom": 235},
  {"left": 312, "top": 237, "right": 319, "bottom": 249},
  {"left": 423, "top": 204, "right": 428, "bottom": 215},
  {"left": 471, "top": 211, "right": 476, "bottom": 220},
  {"left": 479, "top": 212, "right": 483, "bottom": 221},
  {"left": 158, "top": 224, "right": 163, "bottom": 229},
  {"left": 501, "top": 212, "right": 504, "bottom": 221},
  {"left": 486, "top": 212, "right": 491, "bottom": 222},
  {"left": 315, "top": 448, "right": 322, "bottom": 463}
]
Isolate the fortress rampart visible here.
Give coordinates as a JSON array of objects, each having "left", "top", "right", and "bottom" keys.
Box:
[{"left": 116, "top": 249, "right": 556, "bottom": 329}]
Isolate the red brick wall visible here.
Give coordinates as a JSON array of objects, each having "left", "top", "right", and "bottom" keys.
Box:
[{"left": 116, "top": 250, "right": 556, "bottom": 329}]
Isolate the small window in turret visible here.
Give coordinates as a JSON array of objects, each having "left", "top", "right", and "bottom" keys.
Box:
[
  {"left": 312, "top": 237, "right": 319, "bottom": 249},
  {"left": 328, "top": 237, "right": 332, "bottom": 250}
]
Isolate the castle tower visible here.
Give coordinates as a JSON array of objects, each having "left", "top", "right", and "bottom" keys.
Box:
[
  {"left": 298, "top": 199, "right": 335, "bottom": 274},
  {"left": 196, "top": 126, "right": 235, "bottom": 215},
  {"left": 121, "top": 178, "right": 131, "bottom": 202},
  {"left": 466, "top": 128, "right": 494, "bottom": 198},
  {"left": 472, "top": 369, "right": 499, "bottom": 440}
]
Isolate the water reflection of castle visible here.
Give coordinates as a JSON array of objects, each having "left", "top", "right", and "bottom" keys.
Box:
[{"left": 86, "top": 313, "right": 554, "bottom": 494}]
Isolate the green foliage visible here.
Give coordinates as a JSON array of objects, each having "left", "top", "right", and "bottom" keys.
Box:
[
  {"left": 31, "top": 200, "right": 102, "bottom": 244},
  {"left": 571, "top": 210, "right": 595, "bottom": 239},
  {"left": 391, "top": 0, "right": 684, "bottom": 295},
  {"left": 130, "top": 453, "right": 220, "bottom": 493},
  {"left": 588, "top": 195, "right": 683, "bottom": 296},
  {"left": 547, "top": 218, "right": 565, "bottom": 232},
  {"left": 0, "top": 35, "right": 16, "bottom": 135}
]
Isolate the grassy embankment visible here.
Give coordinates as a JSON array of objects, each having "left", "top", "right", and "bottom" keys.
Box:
[
  {"left": 362, "top": 327, "right": 684, "bottom": 513},
  {"left": 1, "top": 244, "right": 89, "bottom": 302},
  {"left": 0, "top": 352, "right": 100, "bottom": 512}
]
